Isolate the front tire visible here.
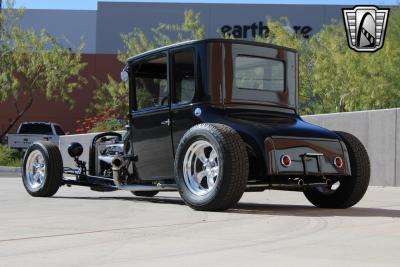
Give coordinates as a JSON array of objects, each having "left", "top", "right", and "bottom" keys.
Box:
[
  {"left": 304, "top": 131, "right": 370, "bottom": 208},
  {"left": 175, "top": 123, "right": 249, "bottom": 211},
  {"left": 22, "top": 141, "right": 63, "bottom": 197}
]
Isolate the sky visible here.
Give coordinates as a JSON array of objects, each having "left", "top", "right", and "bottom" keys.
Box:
[{"left": 10, "top": 0, "right": 399, "bottom": 10}]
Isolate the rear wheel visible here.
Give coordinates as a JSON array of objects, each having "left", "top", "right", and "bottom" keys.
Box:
[
  {"left": 303, "top": 131, "right": 370, "bottom": 208},
  {"left": 175, "top": 123, "right": 249, "bottom": 211},
  {"left": 131, "top": 191, "right": 159, "bottom": 197},
  {"left": 22, "top": 141, "right": 63, "bottom": 197}
]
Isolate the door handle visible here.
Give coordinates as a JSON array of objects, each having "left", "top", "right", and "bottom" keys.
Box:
[{"left": 161, "top": 119, "right": 170, "bottom": 126}]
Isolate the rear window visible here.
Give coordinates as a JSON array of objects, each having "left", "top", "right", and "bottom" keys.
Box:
[
  {"left": 19, "top": 124, "right": 53, "bottom": 135},
  {"left": 235, "top": 56, "right": 284, "bottom": 92}
]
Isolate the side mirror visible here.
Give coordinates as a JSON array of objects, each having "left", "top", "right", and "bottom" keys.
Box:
[{"left": 120, "top": 70, "right": 129, "bottom": 82}]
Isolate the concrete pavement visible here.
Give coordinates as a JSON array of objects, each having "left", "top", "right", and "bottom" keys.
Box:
[{"left": 1, "top": 177, "right": 400, "bottom": 266}]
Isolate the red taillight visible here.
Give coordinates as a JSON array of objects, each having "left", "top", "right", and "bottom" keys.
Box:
[
  {"left": 334, "top": 156, "right": 343, "bottom": 168},
  {"left": 280, "top": 154, "right": 291, "bottom": 167}
]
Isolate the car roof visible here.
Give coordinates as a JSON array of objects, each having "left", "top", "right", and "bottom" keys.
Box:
[{"left": 126, "top": 38, "right": 297, "bottom": 63}]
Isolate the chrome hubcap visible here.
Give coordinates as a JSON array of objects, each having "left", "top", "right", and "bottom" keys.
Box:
[
  {"left": 25, "top": 150, "right": 46, "bottom": 191},
  {"left": 183, "top": 140, "right": 219, "bottom": 196}
]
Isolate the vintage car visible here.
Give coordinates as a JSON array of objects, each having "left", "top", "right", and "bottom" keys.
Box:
[{"left": 21, "top": 39, "right": 370, "bottom": 211}]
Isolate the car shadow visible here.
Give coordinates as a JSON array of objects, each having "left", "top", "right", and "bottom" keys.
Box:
[
  {"left": 53, "top": 195, "right": 400, "bottom": 218},
  {"left": 53, "top": 195, "right": 186, "bottom": 206},
  {"left": 229, "top": 202, "right": 400, "bottom": 218}
]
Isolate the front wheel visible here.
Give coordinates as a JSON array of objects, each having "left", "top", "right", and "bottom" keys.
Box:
[
  {"left": 175, "top": 123, "right": 249, "bottom": 211},
  {"left": 22, "top": 141, "right": 63, "bottom": 197},
  {"left": 303, "top": 131, "right": 370, "bottom": 208}
]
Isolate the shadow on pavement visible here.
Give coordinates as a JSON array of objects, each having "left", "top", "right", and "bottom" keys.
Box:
[
  {"left": 53, "top": 195, "right": 400, "bottom": 218},
  {"left": 229, "top": 202, "right": 400, "bottom": 218},
  {"left": 53, "top": 195, "right": 186, "bottom": 206}
]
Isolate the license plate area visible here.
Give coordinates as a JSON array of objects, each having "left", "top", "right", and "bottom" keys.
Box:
[{"left": 301, "top": 153, "right": 323, "bottom": 176}]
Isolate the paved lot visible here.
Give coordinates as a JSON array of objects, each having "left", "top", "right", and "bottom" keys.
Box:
[{"left": 1, "top": 177, "right": 400, "bottom": 267}]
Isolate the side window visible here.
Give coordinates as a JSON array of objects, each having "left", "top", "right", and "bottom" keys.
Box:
[
  {"left": 134, "top": 54, "right": 168, "bottom": 110},
  {"left": 172, "top": 50, "right": 195, "bottom": 104}
]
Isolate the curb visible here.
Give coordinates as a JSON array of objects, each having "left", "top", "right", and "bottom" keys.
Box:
[{"left": 0, "top": 166, "right": 21, "bottom": 173}]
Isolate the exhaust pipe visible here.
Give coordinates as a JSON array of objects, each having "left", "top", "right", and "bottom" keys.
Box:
[
  {"left": 111, "top": 156, "right": 124, "bottom": 187},
  {"left": 297, "top": 179, "right": 304, "bottom": 187},
  {"left": 111, "top": 156, "right": 177, "bottom": 191}
]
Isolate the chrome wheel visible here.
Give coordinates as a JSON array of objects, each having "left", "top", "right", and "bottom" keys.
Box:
[
  {"left": 183, "top": 140, "right": 220, "bottom": 196},
  {"left": 25, "top": 150, "right": 47, "bottom": 192}
]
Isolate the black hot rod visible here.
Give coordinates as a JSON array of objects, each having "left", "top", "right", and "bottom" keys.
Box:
[{"left": 22, "top": 39, "right": 370, "bottom": 211}]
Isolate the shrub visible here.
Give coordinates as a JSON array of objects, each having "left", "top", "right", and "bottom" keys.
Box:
[
  {"left": 0, "top": 145, "right": 23, "bottom": 167},
  {"left": 90, "top": 119, "right": 125, "bottom": 133}
]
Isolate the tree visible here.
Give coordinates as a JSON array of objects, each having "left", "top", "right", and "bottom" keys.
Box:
[
  {"left": 254, "top": 6, "right": 400, "bottom": 114},
  {"left": 0, "top": 0, "right": 87, "bottom": 140},
  {"left": 305, "top": 8, "right": 400, "bottom": 114}
]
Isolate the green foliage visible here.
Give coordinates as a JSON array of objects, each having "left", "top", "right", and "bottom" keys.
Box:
[
  {"left": 305, "top": 11, "right": 400, "bottom": 113},
  {"left": 0, "top": 0, "right": 87, "bottom": 138},
  {"left": 90, "top": 119, "right": 125, "bottom": 133},
  {"left": 92, "top": 10, "right": 205, "bottom": 117},
  {"left": 92, "top": 75, "right": 129, "bottom": 117},
  {"left": 0, "top": 145, "right": 23, "bottom": 167}
]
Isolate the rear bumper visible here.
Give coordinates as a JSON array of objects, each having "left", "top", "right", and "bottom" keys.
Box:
[{"left": 265, "top": 136, "right": 351, "bottom": 176}]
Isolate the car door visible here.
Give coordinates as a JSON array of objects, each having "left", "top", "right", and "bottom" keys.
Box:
[
  {"left": 130, "top": 53, "right": 175, "bottom": 180},
  {"left": 170, "top": 48, "right": 200, "bottom": 151}
]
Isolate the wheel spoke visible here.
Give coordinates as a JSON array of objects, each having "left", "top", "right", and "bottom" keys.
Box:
[
  {"left": 196, "top": 171, "right": 207, "bottom": 184},
  {"left": 206, "top": 174, "right": 215, "bottom": 189},
  {"left": 196, "top": 147, "right": 208, "bottom": 163},
  {"left": 210, "top": 166, "right": 219, "bottom": 177},
  {"left": 209, "top": 149, "right": 217, "bottom": 162}
]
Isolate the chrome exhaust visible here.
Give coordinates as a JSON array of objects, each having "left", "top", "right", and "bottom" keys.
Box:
[{"left": 111, "top": 156, "right": 124, "bottom": 187}]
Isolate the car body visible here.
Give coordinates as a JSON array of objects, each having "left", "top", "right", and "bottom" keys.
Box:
[
  {"left": 21, "top": 39, "right": 370, "bottom": 211},
  {"left": 6, "top": 122, "right": 64, "bottom": 150}
]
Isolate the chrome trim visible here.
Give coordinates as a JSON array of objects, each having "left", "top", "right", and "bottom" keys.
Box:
[
  {"left": 183, "top": 140, "right": 220, "bottom": 196},
  {"left": 25, "top": 150, "right": 47, "bottom": 192}
]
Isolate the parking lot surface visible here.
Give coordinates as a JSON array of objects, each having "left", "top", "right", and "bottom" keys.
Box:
[{"left": 1, "top": 177, "right": 400, "bottom": 267}]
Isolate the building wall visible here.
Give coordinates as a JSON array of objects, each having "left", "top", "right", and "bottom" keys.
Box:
[
  {"left": 96, "top": 2, "right": 346, "bottom": 53},
  {"left": 20, "top": 9, "right": 97, "bottom": 53}
]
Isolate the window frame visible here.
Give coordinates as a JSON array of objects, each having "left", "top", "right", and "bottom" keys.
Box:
[
  {"left": 131, "top": 52, "right": 170, "bottom": 113},
  {"left": 170, "top": 47, "right": 197, "bottom": 108},
  {"left": 234, "top": 54, "right": 286, "bottom": 93}
]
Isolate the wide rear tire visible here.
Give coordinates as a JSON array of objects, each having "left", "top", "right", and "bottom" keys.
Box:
[
  {"left": 304, "top": 131, "right": 370, "bottom": 208},
  {"left": 175, "top": 123, "right": 249, "bottom": 211},
  {"left": 22, "top": 141, "right": 63, "bottom": 197}
]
